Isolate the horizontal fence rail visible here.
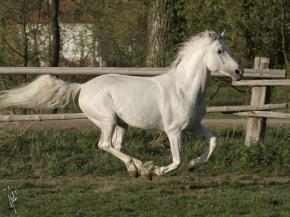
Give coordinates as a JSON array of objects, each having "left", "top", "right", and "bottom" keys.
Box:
[
  {"left": 206, "top": 103, "right": 287, "bottom": 113},
  {"left": 0, "top": 103, "right": 287, "bottom": 122},
  {"left": 233, "top": 79, "right": 290, "bottom": 86},
  {"left": 234, "top": 111, "right": 290, "bottom": 119},
  {"left": 0, "top": 113, "right": 87, "bottom": 122},
  {"left": 0, "top": 67, "right": 286, "bottom": 78}
]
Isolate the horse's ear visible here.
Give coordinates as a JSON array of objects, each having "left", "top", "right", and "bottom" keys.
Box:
[{"left": 221, "top": 29, "right": 226, "bottom": 37}]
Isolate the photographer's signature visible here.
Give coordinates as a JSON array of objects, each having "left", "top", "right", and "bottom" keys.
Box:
[{"left": 2, "top": 186, "right": 18, "bottom": 213}]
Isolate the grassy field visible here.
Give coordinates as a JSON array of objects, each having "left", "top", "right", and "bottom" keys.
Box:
[
  {"left": 1, "top": 175, "right": 290, "bottom": 217},
  {"left": 0, "top": 126, "right": 290, "bottom": 216},
  {"left": 1, "top": 127, "right": 290, "bottom": 177}
]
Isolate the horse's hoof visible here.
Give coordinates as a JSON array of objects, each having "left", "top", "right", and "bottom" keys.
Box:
[
  {"left": 141, "top": 171, "right": 153, "bottom": 180},
  {"left": 126, "top": 160, "right": 139, "bottom": 178},
  {"left": 140, "top": 161, "right": 154, "bottom": 180},
  {"left": 128, "top": 170, "right": 139, "bottom": 178},
  {"left": 188, "top": 159, "right": 202, "bottom": 171},
  {"left": 142, "top": 161, "right": 154, "bottom": 170},
  {"left": 153, "top": 166, "right": 162, "bottom": 176}
]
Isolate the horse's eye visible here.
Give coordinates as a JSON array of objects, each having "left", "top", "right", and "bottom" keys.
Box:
[{"left": 217, "top": 49, "right": 222, "bottom": 54}]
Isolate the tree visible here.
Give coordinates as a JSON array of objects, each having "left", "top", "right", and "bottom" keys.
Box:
[
  {"left": 49, "top": 0, "right": 60, "bottom": 67},
  {"left": 0, "top": 0, "right": 42, "bottom": 67},
  {"left": 280, "top": 0, "right": 289, "bottom": 67},
  {"left": 146, "top": 0, "right": 173, "bottom": 67}
]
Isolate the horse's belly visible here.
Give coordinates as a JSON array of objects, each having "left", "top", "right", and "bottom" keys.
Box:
[{"left": 115, "top": 101, "right": 163, "bottom": 130}]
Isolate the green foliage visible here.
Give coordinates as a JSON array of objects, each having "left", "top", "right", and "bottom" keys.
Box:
[
  {"left": 83, "top": 0, "right": 148, "bottom": 67},
  {"left": 0, "top": 0, "right": 288, "bottom": 68},
  {"left": 183, "top": 0, "right": 290, "bottom": 69}
]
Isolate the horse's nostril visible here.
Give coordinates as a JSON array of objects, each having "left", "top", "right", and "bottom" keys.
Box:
[{"left": 235, "top": 69, "right": 240, "bottom": 75}]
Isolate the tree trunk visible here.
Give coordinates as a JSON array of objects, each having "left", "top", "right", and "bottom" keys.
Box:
[
  {"left": 20, "top": 0, "right": 29, "bottom": 67},
  {"left": 50, "top": 0, "right": 60, "bottom": 114},
  {"left": 21, "top": 23, "right": 28, "bottom": 67},
  {"left": 32, "top": 0, "right": 42, "bottom": 67},
  {"left": 50, "top": 0, "right": 60, "bottom": 67},
  {"left": 21, "top": 0, "right": 28, "bottom": 115},
  {"left": 280, "top": 0, "right": 289, "bottom": 67},
  {"left": 146, "top": 0, "right": 172, "bottom": 67}
]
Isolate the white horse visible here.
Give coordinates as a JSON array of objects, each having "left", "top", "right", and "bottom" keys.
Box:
[{"left": 0, "top": 31, "right": 243, "bottom": 178}]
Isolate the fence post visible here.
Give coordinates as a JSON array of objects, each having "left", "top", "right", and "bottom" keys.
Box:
[{"left": 245, "top": 57, "right": 270, "bottom": 146}]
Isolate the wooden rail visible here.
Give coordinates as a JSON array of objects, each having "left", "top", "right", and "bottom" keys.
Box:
[
  {"left": 234, "top": 111, "right": 290, "bottom": 119},
  {"left": 0, "top": 113, "right": 87, "bottom": 122},
  {"left": 0, "top": 67, "right": 286, "bottom": 78},
  {"left": 0, "top": 104, "right": 287, "bottom": 122},
  {"left": 206, "top": 103, "right": 287, "bottom": 113},
  {"left": 233, "top": 79, "right": 290, "bottom": 86}
]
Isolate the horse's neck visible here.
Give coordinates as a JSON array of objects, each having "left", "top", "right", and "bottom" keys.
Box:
[{"left": 172, "top": 53, "right": 209, "bottom": 107}]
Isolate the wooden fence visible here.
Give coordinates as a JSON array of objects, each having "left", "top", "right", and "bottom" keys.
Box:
[{"left": 0, "top": 57, "right": 288, "bottom": 145}]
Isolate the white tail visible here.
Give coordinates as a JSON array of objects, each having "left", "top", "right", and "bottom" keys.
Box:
[{"left": 0, "top": 75, "right": 81, "bottom": 109}]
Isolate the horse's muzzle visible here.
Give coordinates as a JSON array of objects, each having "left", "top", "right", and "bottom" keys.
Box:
[{"left": 234, "top": 68, "right": 244, "bottom": 81}]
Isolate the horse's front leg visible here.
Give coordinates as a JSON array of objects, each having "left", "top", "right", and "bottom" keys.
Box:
[
  {"left": 154, "top": 130, "right": 182, "bottom": 176},
  {"left": 188, "top": 123, "right": 217, "bottom": 171}
]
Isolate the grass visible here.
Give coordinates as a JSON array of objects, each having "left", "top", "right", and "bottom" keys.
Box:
[
  {"left": 1, "top": 127, "right": 290, "bottom": 216},
  {"left": 1, "top": 176, "right": 290, "bottom": 217},
  {"left": 1, "top": 127, "right": 290, "bottom": 177}
]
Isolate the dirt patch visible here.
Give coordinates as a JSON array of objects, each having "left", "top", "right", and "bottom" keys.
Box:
[
  {"left": 2, "top": 174, "right": 290, "bottom": 186},
  {"left": 0, "top": 119, "right": 96, "bottom": 131},
  {"left": 0, "top": 117, "right": 289, "bottom": 131}
]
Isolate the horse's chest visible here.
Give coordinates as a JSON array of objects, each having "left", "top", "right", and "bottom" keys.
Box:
[{"left": 176, "top": 103, "right": 206, "bottom": 130}]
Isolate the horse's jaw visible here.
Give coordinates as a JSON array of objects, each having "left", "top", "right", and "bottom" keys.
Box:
[{"left": 216, "top": 70, "right": 243, "bottom": 81}]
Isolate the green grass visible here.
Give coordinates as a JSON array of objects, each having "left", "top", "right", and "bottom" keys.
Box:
[
  {"left": 1, "top": 176, "right": 290, "bottom": 217},
  {"left": 1, "top": 127, "right": 290, "bottom": 216},
  {"left": 0, "top": 127, "right": 290, "bottom": 177}
]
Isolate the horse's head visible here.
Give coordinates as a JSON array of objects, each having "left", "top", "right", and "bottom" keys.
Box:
[{"left": 205, "top": 31, "right": 243, "bottom": 81}]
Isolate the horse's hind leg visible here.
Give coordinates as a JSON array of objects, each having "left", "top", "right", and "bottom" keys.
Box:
[
  {"left": 96, "top": 123, "right": 139, "bottom": 177},
  {"left": 111, "top": 124, "right": 153, "bottom": 178},
  {"left": 112, "top": 124, "right": 127, "bottom": 152},
  {"left": 188, "top": 123, "right": 217, "bottom": 171},
  {"left": 89, "top": 117, "right": 148, "bottom": 177},
  {"left": 112, "top": 124, "right": 140, "bottom": 162}
]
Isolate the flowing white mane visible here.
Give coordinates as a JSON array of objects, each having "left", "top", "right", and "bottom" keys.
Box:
[{"left": 171, "top": 31, "right": 222, "bottom": 69}]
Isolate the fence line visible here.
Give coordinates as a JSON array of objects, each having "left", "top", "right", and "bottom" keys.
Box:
[
  {"left": 233, "top": 79, "right": 290, "bottom": 86},
  {"left": 0, "top": 103, "right": 287, "bottom": 122},
  {"left": 206, "top": 103, "right": 287, "bottom": 113},
  {"left": 234, "top": 111, "right": 290, "bottom": 119},
  {"left": 0, "top": 67, "right": 286, "bottom": 78},
  {"left": 0, "top": 57, "right": 288, "bottom": 145},
  {"left": 0, "top": 113, "right": 86, "bottom": 122}
]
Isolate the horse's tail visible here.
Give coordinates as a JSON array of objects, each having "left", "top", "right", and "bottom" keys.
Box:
[{"left": 0, "top": 75, "right": 81, "bottom": 109}]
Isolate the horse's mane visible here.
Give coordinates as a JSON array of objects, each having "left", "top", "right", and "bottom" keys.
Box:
[{"left": 171, "top": 31, "right": 222, "bottom": 69}]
